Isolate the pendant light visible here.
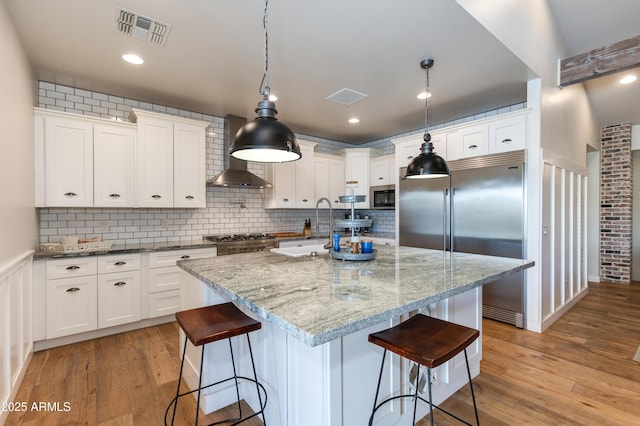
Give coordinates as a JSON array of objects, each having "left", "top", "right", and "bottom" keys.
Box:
[
  {"left": 405, "top": 59, "right": 450, "bottom": 179},
  {"left": 230, "top": 0, "right": 301, "bottom": 163}
]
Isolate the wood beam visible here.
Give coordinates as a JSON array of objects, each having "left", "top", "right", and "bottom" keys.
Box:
[{"left": 559, "top": 34, "right": 640, "bottom": 87}]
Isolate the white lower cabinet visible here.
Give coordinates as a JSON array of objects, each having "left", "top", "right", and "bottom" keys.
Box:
[
  {"left": 44, "top": 254, "right": 142, "bottom": 339},
  {"left": 46, "top": 275, "right": 98, "bottom": 339},
  {"left": 97, "top": 270, "right": 141, "bottom": 328},
  {"left": 37, "top": 249, "right": 221, "bottom": 345},
  {"left": 147, "top": 248, "right": 217, "bottom": 318}
]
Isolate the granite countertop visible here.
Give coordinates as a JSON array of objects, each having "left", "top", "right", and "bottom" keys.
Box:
[
  {"left": 33, "top": 240, "right": 218, "bottom": 259},
  {"left": 32, "top": 232, "right": 396, "bottom": 260},
  {"left": 178, "top": 245, "right": 534, "bottom": 347}
]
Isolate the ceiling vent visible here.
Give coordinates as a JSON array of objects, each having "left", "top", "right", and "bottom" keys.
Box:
[
  {"left": 115, "top": 8, "right": 171, "bottom": 46},
  {"left": 325, "top": 88, "right": 368, "bottom": 105}
]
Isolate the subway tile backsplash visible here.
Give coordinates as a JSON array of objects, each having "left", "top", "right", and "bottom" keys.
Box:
[{"left": 38, "top": 81, "right": 524, "bottom": 244}]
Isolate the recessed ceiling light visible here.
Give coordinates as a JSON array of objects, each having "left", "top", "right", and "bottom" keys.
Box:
[
  {"left": 417, "top": 91, "right": 432, "bottom": 100},
  {"left": 620, "top": 75, "right": 637, "bottom": 84},
  {"left": 122, "top": 54, "right": 144, "bottom": 65},
  {"left": 348, "top": 117, "right": 360, "bottom": 124}
]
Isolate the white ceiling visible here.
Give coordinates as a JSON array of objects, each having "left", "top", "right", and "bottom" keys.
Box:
[{"left": 5, "top": 0, "right": 640, "bottom": 144}]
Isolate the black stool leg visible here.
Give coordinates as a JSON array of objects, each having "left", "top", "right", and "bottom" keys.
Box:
[
  {"left": 464, "top": 349, "right": 480, "bottom": 425},
  {"left": 228, "top": 337, "right": 244, "bottom": 420},
  {"left": 412, "top": 364, "right": 420, "bottom": 425},
  {"left": 368, "top": 349, "right": 387, "bottom": 426},
  {"left": 167, "top": 335, "right": 189, "bottom": 426},
  {"left": 246, "top": 333, "right": 267, "bottom": 425},
  {"left": 426, "top": 367, "right": 434, "bottom": 426},
  {"left": 194, "top": 343, "right": 206, "bottom": 426}
]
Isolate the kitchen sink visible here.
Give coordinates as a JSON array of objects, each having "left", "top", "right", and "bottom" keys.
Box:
[{"left": 270, "top": 245, "right": 329, "bottom": 257}]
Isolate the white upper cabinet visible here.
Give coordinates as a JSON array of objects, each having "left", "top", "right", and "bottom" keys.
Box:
[
  {"left": 489, "top": 112, "right": 526, "bottom": 153},
  {"left": 340, "top": 148, "right": 381, "bottom": 209},
  {"left": 130, "top": 109, "right": 208, "bottom": 208},
  {"left": 93, "top": 122, "right": 136, "bottom": 207},
  {"left": 447, "top": 123, "right": 489, "bottom": 160},
  {"left": 265, "top": 140, "right": 317, "bottom": 208},
  {"left": 370, "top": 155, "right": 396, "bottom": 186},
  {"left": 314, "top": 154, "right": 345, "bottom": 208},
  {"left": 174, "top": 121, "right": 207, "bottom": 207},
  {"left": 34, "top": 108, "right": 136, "bottom": 207},
  {"left": 135, "top": 112, "right": 174, "bottom": 208},
  {"left": 43, "top": 115, "right": 94, "bottom": 207}
]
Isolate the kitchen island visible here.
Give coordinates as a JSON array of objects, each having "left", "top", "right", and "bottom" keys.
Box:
[{"left": 178, "top": 245, "right": 534, "bottom": 425}]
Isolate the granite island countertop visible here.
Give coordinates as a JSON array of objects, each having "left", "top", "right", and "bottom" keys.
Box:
[{"left": 178, "top": 245, "right": 534, "bottom": 347}]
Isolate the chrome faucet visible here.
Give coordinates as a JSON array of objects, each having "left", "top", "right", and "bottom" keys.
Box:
[{"left": 315, "top": 197, "right": 333, "bottom": 248}]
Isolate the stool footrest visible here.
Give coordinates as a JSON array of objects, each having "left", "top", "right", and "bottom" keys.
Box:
[
  {"left": 371, "top": 393, "right": 475, "bottom": 426},
  {"left": 164, "top": 375, "right": 268, "bottom": 425}
]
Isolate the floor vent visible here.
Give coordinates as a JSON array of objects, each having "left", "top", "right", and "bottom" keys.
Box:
[
  {"left": 115, "top": 8, "right": 171, "bottom": 46},
  {"left": 483, "top": 304, "right": 524, "bottom": 328},
  {"left": 325, "top": 88, "right": 368, "bottom": 106}
]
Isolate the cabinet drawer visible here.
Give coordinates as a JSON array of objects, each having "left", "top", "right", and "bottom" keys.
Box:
[
  {"left": 46, "top": 257, "right": 97, "bottom": 280},
  {"left": 149, "top": 290, "right": 181, "bottom": 318},
  {"left": 148, "top": 266, "right": 180, "bottom": 293},
  {"left": 98, "top": 253, "right": 141, "bottom": 274},
  {"left": 148, "top": 248, "right": 216, "bottom": 268}
]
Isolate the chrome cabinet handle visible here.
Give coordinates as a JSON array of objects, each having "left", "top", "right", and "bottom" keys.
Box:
[
  {"left": 378, "top": 177, "right": 384, "bottom": 180},
  {"left": 501, "top": 138, "right": 513, "bottom": 144},
  {"left": 114, "top": 261, "right": 126, "bottom": 266},
  {"left": 185, "top": 195, "right": 194, "bottom": 199},
  {"left": 109, "top": 193, "right": 121, "bottom": 198},
  {"left": 64, "top": 192, "right": 77, "bottom": 196},
  {"left": 66, "top": 287, "right": 80, "bottom": 293},
  {"left": 283, "top": 198, "right": 289, "bottom": 202},
  {"left": 152, "top": 194, "right": 162, "bottom": 199},
  {"left": 66, "top": 265, "right": 80, "bottom": 270},
  {"left": 114, "top": 281, "right": 126, "bottom": 287},
  {"left": 468, "top": 144, "right": 478, "bottom": 149},
  {"left": 180, "top": 255, "right": 191, "bottom": 259},
  {"left": 302, "top": 199, "right": 308, "bottom": 202}
]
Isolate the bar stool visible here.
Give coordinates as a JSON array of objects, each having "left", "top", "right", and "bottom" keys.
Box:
[
  {"left": 165, "top": 302, "right": 268, "bottom": 425},
  {"left": 368, "top": 314, "right": 480, "bottom": 426}
]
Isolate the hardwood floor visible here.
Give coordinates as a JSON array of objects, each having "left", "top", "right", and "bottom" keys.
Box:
[
  {"left": 417, "top": 281, "right": 640, "bottom": 425},
  {"left": 6, "top": 281, "right": 640, "bottom": 425},
  {"left": 5, "top": 322, "right": 263, "bottom": 425}
]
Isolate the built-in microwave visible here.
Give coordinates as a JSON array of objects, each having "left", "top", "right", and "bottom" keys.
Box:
[{"left": 370, "top": 185, "right": 395, "bottom": 209}]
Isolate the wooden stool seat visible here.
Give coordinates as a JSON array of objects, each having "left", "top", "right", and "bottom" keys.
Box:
[
  {"left": 368, "top": 314, "right": 480, "bottom": 426},
  {"left": 368, "top": 314, "right": 479, "bottom": 369},
  {"left": 166, "top": 302, "right": 267, "bottom": 426},
  {"left": 176, "top": 302, "right": 261, "bottom": 346}
]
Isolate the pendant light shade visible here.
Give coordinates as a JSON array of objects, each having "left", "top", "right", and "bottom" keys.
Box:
[
  {"left": 405, "top": 59, "right": 450, "bottom": 179},
  {"left": 406, "top": 135, "right": 450, "bottom": 179},
  {"left": 229, "top": 0, "right": 301, "bottom": 163},
  {"left": 230, "top": 99, "right": 301, "bottom": 163}
]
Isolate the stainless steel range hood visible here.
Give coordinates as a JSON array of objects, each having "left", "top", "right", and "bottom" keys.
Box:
[{"left": 206, "top": 115, "right": 272, "bottom": 188}]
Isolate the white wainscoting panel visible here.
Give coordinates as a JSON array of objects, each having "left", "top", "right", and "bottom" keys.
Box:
[{"left": 0, "top": 250, "right": 33, "bottom": 425}]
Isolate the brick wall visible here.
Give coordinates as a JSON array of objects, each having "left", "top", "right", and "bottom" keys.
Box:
[{"left": 600, "top": 123, "right": 632, "bottom": 283}]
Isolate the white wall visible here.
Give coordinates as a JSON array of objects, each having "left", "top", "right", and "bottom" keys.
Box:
[
  {"left": 0, "top": 3, "right": 37, "bottom": 422},
  {"left": 0, "top": 2, "right": 38, "bottom": 264}
]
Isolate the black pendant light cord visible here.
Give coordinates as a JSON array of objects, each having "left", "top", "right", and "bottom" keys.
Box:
[
  {"left": 259, "top": 0, "right": 270, "bottom": 99},
  {"left": 421, "top": 58, "right": 434, "bottom": 143},
  {"left": 424, "top": 63, "right": 429, "bottom": 139}
]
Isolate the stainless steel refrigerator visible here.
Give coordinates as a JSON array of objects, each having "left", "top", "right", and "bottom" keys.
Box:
[{"left": 399, "top": 150, "right": 525, "bottom": 327}]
